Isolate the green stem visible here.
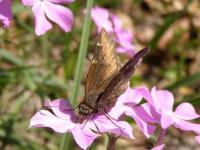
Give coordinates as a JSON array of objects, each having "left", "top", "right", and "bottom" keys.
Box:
[
  {"left": 107, "top": 134, "right": 118, "bottom": 150},
  {"left": 71, "top": 0, "right": 93, "bottom": 106},
  {"left": 59, "top": 0, "right": 94, "bottom": 150}
]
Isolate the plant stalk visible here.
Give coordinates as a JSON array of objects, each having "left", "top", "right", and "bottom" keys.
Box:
[
  {"left": 59, "top": 0, "right": 94, "bottom": 149},
  {"left": 107, "top": 134, "right": 118, "bottom": 150}
]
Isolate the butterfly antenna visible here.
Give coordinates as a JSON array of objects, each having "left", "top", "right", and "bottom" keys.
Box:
[
  {"left": 39, "top": 111, "right": 69, "bottom": 121},
  {"left": 42, "top": 105, "right": 76, "bottom": 112}
]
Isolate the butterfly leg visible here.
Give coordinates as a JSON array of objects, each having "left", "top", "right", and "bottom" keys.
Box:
[
  {"left": 100, "top": 111, "right": 125, "bottom": 130},
  {"left": 91, "top": 120, "right": 103, "bottom": 135}
]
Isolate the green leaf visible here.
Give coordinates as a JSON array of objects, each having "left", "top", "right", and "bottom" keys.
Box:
[{"left": 166, "top": 72, "right": 200, "bottom": 90}]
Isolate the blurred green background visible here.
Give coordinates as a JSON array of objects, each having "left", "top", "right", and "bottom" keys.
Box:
[{"left": 0, "top": 0, "right": 200, "bottom": 149}]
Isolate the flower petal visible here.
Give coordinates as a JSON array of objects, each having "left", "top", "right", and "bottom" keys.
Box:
[
  {"left": 48, "top": 0, "right": 74, "bottom": 4},
  {"left": 45, "top": 99, "right": 77, "bottom": 120},
  {"left": 151, "top": 87, "right": 174, "bottom": 112},
  {"left": 44, "top": 1, "right": 73, "bottom": 32},
  {"left": 32, "top": 2, "right": 52, "bottom": 35},
  {"left": 116, "top": 30, "right": 133, "bottom": 47},
  {"left": 110, "top": 14, "right": 122, "bottom": 32},
  {"left": 135, "top": 87, "right": 154, "bottom": 105},
  {"left": 21, "top": 0, "right": 37, "bottom": 6},
  {"left": 174, "top": 118, "right": 200, "bottom": 134},
  {"left": 175, "top": 102, "right": 200, "bottom": 120},
  {"left": 126, "top": 107, "right": 156, "bottom": 137},
  {"left": 160, "top": 114, "right": 174, "bottom": 129},
  {"left": 30, "top": 110, "right": 75, "bottom": 133},
  {"left": 93, "top": 115, "right": 134, "bottom": 139},
  {"left": 119, "top": 86, "right": 143, "bottom": 105},
  {"left": 0, "top": 0, "right": 12, "bottom": 27},
  {"left": 133, "top": 103, "right": 160, "bottom": 124},
  {"left": 195, "top": 135, "right": 200, "bottom": 144},
  {"left": 72, "top": 125, "right": 99, "bottom": 150},
  {"left": 91, "top": 7, "right": 113, "bottom": 32},
  {"left": 151, "top": 144, "right": 165, "bottom": 150},
  {"left": 108, "top": 104, "right": 126, "bottom": 120},
  {"left": 108, "top": 86, "right": 142, "bottom": 119},
  {"left": 116, "top": 45, "right": 135, "bottom": 57}
]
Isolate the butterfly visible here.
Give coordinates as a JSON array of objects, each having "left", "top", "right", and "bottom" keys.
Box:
[{"left": 77, "top": 28, "right": 149, "bottom": 122}]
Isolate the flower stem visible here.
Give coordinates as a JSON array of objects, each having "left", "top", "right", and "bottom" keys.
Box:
[
  {"left": 70, "top": 0, "right": 93, "bottom": 106},
  {"left": 107, "top": 134, "right": 118, "bottom": 150},
  {"left": 156, "top": 128, "right": 167, "bottom": 146},
  {"left": 59, "top": 0, "right": 93, "bottom": 150}
]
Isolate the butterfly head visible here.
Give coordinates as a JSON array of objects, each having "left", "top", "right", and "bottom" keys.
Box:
[{"left": 76, "top": 102, "right": 95, "bottom": 123}]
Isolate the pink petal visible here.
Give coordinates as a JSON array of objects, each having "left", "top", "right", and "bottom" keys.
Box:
[
  {"left": 72, "top": 125, "right": 99, "bottom": 150},
  {"left": 110, "top": 14, "right": 122, "bottom": 32},
  {"left": 174, "top": 119, "right": 200, "bottom": 134},
  {"left": 108, "top": 104, "right": 126, "bottom": 119},
  {"left": 109, "top": 86, "right": 142, "bottom": 119},
  {"left": 116, "top": 29, "right": 133, "bottom": 45},
  {"left": 116, "top": 46, "right": 135, "bottom": 57},
  {"left": 110, "top": 121, "right": 134, "bottom": 139},
  {"left": 151, "top": 144, "right": 165, "bottom": 150},
  {"left": 160, "top": 114, "right": 174, "bottom": 129},
  {"left": 175, "top": 102, "right": 200, "bottom": 120},
  {"left": 135, "top": 87, "right": 154, "bottom": 105},
  {"left": 126, "top": 107, "right": 156, "bottom": 137},
  {"left": 32, "top": 2, "right": 52, "bottom": 35},
  {"left": 48, "top": 0, "right": 74, "bottom": 4},
  {"left": 2, "top": 19, "right": 9, "bottom": 27},
  {"left": 151, "top": 87, "right": 174, "bottom": 112},
  {"left": 0, "top": 0, "right": 12, "bottom": 27},
  {"left": 44, "top": 1, "right": 73, "bottom": 32},
  {"left": 21, "top": 0, "right": 37, "bottom": 6},
  {"left": 119, "top": 86, "right": 143, "bottom": 105},
  {"left": 45, "top": 99, "right": 77, "bottom": 120},
  {"left": 195, "top": 135, "right": 200, "bottom": 144},
  {"left": 93, "top": 115, "right": 134, "bottom": 139},
  {"left": 91, "top": 6, "right": 113, "bottom": 32},
  {"left": 30, "top": 110, "right": 75, "bottom": 133},
  {"left": 133, "top": 103, "right": 160, "bottom": 124}
]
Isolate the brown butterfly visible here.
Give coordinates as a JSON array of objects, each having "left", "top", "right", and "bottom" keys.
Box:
[{"left": 77, "top": 28, "right": 149, "bottom": 122}]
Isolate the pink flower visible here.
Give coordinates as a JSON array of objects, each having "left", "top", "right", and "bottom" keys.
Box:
[
  {"left": 0, "top": 0, "right": 12, "bottom": 27},
  {"left": 22, "top": 0, "right": 74, "bottom": 36},
  {"left": 109, "top": 86, "right": 156, "bottom": 138},
  {"left": 136, "top": 87, "right": 200, "bottom": 143},
  {"left": 91, "top": 6, "right": 135, "bottom": 57},
  {"left": 30, "top": 99, "right": 134, "bottom": 149}
]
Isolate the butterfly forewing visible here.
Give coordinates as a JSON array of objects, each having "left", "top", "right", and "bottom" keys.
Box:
[{"left": 85, "top": 29, "right": 121, "bottom": 97}]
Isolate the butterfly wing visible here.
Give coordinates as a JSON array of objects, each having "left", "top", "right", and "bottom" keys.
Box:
[
  {"left": 98, "top": 48, "right": 150, "bottom": 110},
  {"left": 85, "top": 28, "right": 122, "bottom": 100}
]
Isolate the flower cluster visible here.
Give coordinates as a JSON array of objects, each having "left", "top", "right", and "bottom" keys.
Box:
[
  {"left": 0, "top": 0, "right": 74, "bottom": 35},
  {"left": 132, "top": 87, "right": 200, "bottom": 148},
  {"left": 30, "top": 85, "right": 200, "bottom": 149},
  {"left": 91, "top": 6, "right": 135, "bottom": 56}
]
